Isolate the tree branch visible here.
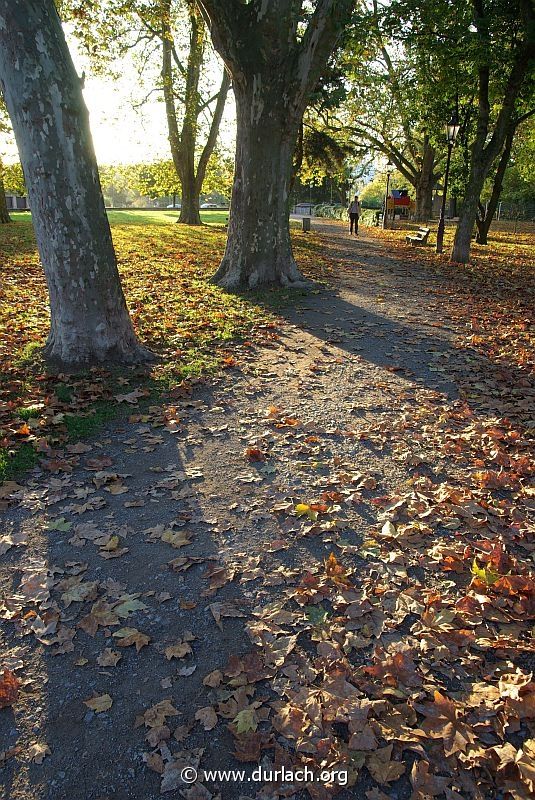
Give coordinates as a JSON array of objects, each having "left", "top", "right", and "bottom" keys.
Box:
[
  {"left": 195, "top": 68, "right": 231, "bottom": 193},
  {"left": 293, "top": 0, "right": 355, "bottom": 115}
]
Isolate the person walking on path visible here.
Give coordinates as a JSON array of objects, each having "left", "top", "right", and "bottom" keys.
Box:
[{"left": 348, "top": 195, "right": 361, "bottom": 235}]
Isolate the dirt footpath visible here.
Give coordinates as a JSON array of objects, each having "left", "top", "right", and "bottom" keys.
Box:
[{"left": 2, "top": 223, "right": 534, "bottom": 800}]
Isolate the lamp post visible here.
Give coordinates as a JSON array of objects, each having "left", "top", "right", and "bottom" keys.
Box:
[
  {"left": 436, "top": 109, "right": 460, "bottom": 253},
  {"left": 382, "top": 160, "right": 393, "bottom": 229}
]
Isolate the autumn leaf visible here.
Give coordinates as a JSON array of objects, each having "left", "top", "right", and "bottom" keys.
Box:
[
  {"left": 233, "top": 708, "right": 258, "bottom": 734},
  {"left": 245, "top": 446, "right": 266, "bottom": 462},
  {"left": 366, "top": 745, "right": 405, "bottom": 784},
  {"left": 47, "top": 517, "right": 72, "bottom": 532},
  {"left": 195, "top": 706, "right": 218, "bottom": 731},
  {"left": 83, "top": 694, "right": 113, "bottom": 713},
  {"left": 14, "top": 422, "right": 31, "bottom": 436},
  {"left": 114, "top": 597, "right": 147, "bottom": 618},
  {"left": 0, "top": 669, "right": 20, "bottom": 708},
  {"left": 295, "top": 502, "right": 318, "bottom": 521},
  {"left": 97, "top": 649, "right": 122, "bottom": 667},
  {"left": 203, "top": 670, "right": 223, "bottom": 688},
  {"left": 112, "top": 627, "right": 150, "bottom": 651},
  {"left": 28, "top": 742, "right": 51, "bottom": 763},
  {"left": 165, "top": 641, "right": 192, "bottom": 660},
  {"left": 161, "top": 529, "right": 193, "bottom": 549},
  {"left": 471, "top": 557, "right": 499, "bottom": 585}
]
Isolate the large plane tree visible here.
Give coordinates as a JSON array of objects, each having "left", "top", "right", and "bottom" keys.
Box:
[
  {"left": 197, "top": 0, "right": 355, "bottom": 289},
  {"left": 0, "top": 0, "right": 149, "bottom": 364}
]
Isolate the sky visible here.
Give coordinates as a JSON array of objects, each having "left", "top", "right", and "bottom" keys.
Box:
[{"left": 2, "top": 29, "right": 236, "bottom": 167}]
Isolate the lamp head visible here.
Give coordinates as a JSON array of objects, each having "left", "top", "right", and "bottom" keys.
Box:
[{"left": 446, "top": 110, "right": 460, "bottom": 145}]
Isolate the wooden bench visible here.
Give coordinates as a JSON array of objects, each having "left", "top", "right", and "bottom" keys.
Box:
[{"left": 405, "top": 227, "right": 430, "bottom": 246}]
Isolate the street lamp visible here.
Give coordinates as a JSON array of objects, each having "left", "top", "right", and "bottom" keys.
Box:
[
  {"left": 382, "top": 159, "right": 393, "bottom": 229},
  {"left": 436, "top": 109, "right": 461, "bottom": 253}
]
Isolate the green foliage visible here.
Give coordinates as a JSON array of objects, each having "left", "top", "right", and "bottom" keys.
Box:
[
  {"left": 132, "top": 161, "right": 181, "bottom": 201},
  {"left": 299, "top": 128, "right": 351, "bottom": 186},
  {"left": 202, "top": 150, "right": 234, "bottom": 200},
  {"left": 360, "top": 169, "right": 407, "bottom": 209},
  {"left": 98, "top": 164, "right": 141, "bottom": 207},
  {"left": 500, "top": 118, "right": 535, "bottom": 202},
  {"left": 62, "top": 0, "right": 230, "bottom": 208},
  {"left": 2, "top": 162, "right": 26, "bottom": 196}
]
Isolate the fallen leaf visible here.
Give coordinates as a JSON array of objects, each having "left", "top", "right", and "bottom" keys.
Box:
[
  {"left": 195, "top": 706, "right": 218, "bottom": 731},
  {"left": 83, "top": 694, "right": 113, "bottom": 713}
]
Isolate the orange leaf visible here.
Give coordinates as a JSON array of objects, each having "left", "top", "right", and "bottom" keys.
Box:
[{"left": 0, "top": 669, "right": 20, "bottom": 708}]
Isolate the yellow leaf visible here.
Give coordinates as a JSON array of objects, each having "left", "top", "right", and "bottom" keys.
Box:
[
  {"left": 295, "top": 503, "right": 317, "bottom": 521},
  {"left": 471, "top": 558, "right": 499, "bottom": 585},
  {"left": 100, "top": 535, "right": 119, "bottom": 552},
  {"left": 233, "top": 708, "right": 258, "bottom": 734}
]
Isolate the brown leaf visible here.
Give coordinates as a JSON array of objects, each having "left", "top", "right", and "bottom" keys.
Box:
[
  {"left": 112, "top": 627, "right": 150, "bottom": 652},
  {"left": 165, "top": 641, "right": 192, "bottom": 660},
  {"left": 195, "top": 706, "right": 218, "bottom": 731},
  {"left": 96, "top": 648, "right": 122, "bottom": 667},
  {"left": 83, "top": 694, "right": 113, "bottom": 713},
  {"left": 0, "top": 669, "right": 20, "bottom": 708},
  {"left": 366, "top": 745, "right": 405, "bottom": 784},
  {"left": 203, "top": 670, "right": 223, "bottom": 688},
  {"left": 410, "top": 760, "right": 450, "bottom": 799}
]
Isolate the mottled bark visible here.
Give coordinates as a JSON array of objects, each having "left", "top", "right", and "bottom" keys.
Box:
[
  {"left": 213, "top": 82, "right": 304, "bottom": 289},
  {"left": 0, "top": 158, "right": 10, "bottom": 223},
  {"left": 0, "top": 0, "right": 149, "bottom": 364},
  {"left": 198, "top": 0, "right": 354, "bottom": 288}
]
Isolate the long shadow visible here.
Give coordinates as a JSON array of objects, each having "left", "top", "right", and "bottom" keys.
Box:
[
  {"left": 0, "top": 385, "right": 264, "bottom": 800},
  {"left": 261, "top": 225, "right": 534, "bottom": 427}
]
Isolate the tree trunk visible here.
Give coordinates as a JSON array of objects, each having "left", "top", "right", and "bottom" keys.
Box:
[
  {"left": 451, "top": 164, "right": 485, "bottom": 263},
  {"left": 213, "top": 82, "right": 306, "bottom": 290},
  {"left": 475, "top": 125, "right": 516, "bottom": 244},
  {"left": 0, "top": 161, "right": 11, "bottom": 223},
  {"left": 0, "top": 0, "right": 149, "bottom": 364},
  {"left": 414, "top": 177, "right": 433, "bottom": 222},
  {"left": 179, "top": 167, "right": 202, "bottom": 225},
  {"left": 176, "top": 0, "right": 203, "bottom": 225},
  {"left": 198, "top": 0, "right": 354, "bottom": 288},
  {"left": 162, "top": 0, "right": 228, "bottom": 227}
]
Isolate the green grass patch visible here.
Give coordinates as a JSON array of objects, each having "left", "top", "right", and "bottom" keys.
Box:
[{"left": 0, "top": 442, "right": 39, "bottom": 482}]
